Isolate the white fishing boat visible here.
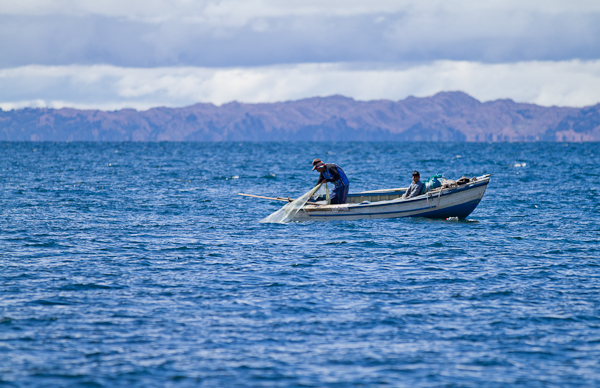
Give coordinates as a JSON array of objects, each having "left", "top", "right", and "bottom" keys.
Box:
[
  {"left": 292, "top": 174, "right": 491, "bottom": 221},
  {"left": 240, "top": 174, "right": 491, "bottom": 223}
]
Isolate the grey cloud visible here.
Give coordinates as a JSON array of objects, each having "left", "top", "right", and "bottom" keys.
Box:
[
  {"left": 1, "top": 11, "right": 600, "bottom": 68},
  {"left": 0, "top": 16, "right": 156, "bottom": 67}
]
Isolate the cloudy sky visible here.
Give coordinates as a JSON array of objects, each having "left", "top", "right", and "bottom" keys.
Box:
[{"left": 1, "top": 0, "right": 600, "bottom": 110}]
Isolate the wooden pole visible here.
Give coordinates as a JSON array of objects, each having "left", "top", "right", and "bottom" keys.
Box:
[{"left": 238, "top": 193, "right": 293, "bottom": 202}]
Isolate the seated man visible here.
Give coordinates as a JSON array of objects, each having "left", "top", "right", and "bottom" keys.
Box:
[
  {"left": 402, "top": 171, "right": 424, "bottom": 199},
  {"left": 312, "top": 158, "right": 350, "bottom": 204}
]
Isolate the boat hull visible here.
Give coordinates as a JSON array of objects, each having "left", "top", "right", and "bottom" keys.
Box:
[{"left": 292, "top": 175, "right": 490, "bottom": 222}]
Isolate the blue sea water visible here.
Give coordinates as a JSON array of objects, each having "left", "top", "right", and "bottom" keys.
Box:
[{"left": 0, "top": 141, "right": 599, "bottom": 387}]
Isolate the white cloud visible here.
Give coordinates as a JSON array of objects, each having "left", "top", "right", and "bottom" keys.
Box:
[{"left": 1, "top": 60, "right": 600, "bottom": 111}]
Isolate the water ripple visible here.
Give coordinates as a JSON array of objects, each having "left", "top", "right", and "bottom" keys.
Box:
[{"left": 0, "top": 142, "right": 599, "bottom": 387}]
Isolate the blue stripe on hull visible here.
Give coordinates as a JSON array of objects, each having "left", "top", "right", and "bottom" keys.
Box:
[{"left": 413, "top": 199, "right": 481, "bottom": 219}]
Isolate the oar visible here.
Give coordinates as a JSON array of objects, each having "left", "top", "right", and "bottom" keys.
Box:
[{"left": 238, "top": 193, "right": 294, "bottom": 202}]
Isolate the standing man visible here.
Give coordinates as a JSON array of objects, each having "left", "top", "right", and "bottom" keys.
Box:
[
  {"left": 402, "top": 171, "right": 425, "bottom": 199},
  {"left": 312, "top": 158, "right": 350, "bottom": 204}
]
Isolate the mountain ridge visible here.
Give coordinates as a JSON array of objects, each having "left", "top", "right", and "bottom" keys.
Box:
[{"left": 1, "top": 92, "right": 599, "bottom": 141}]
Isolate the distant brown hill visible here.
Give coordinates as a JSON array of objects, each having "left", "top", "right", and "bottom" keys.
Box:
[{"left": 1, "top": 91, "right": 599, "bottom": 141}]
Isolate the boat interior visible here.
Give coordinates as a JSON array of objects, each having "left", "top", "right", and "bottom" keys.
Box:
[
  {"left": 346, "top": 189, "right": 407, "bottom": 204},
  {"left": 311, "top": 188, "right": 427, "bottom": 205}
]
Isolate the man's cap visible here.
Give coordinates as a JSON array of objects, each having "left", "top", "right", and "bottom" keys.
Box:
[
  {"left": 312, "top": 158, "right": 325, "bottom": 171},
  {"left": 412, "top": 170, "right": 420, "bottom": 176}
]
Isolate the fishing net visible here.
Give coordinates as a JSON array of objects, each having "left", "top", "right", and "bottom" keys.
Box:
[
  {"left": 260, "top": 183, "right": 323, "bottom": 224},
  {"left": 309, "top": 182, "right": 330, "bottom": 204}
]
